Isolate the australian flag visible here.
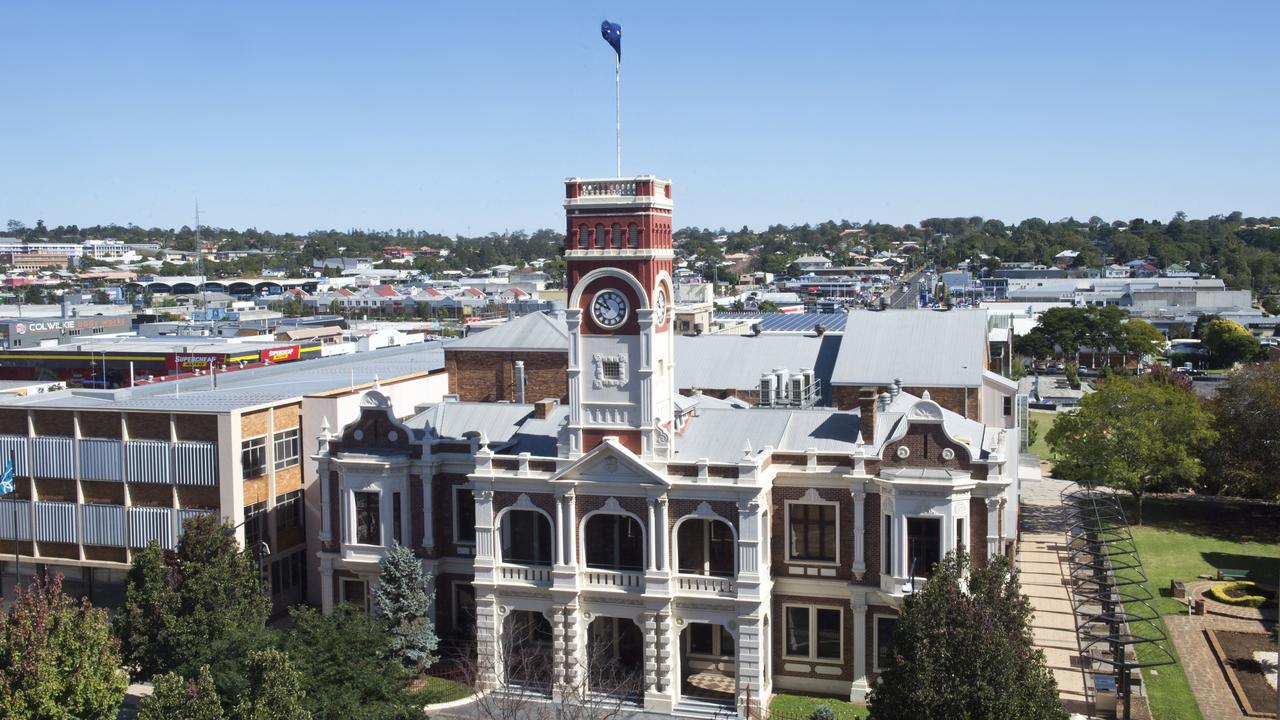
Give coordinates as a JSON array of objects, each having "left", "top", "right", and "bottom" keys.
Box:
[{"left": 601, "top": 20, "right": 621, "bottom": 60}]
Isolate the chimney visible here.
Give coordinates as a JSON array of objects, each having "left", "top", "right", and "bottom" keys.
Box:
[
  {"left": 877, "top": 391, "right": 892, "bottom": 413},
  {"left": 856, "top": 387, "right": 879, "bottom": 442},
  {"left": 514, "top": 360, "right": 526, "bottom": 404},
  {"left": 61, "top": 295, "right": 70, "bottom": 319},
  {"left": 891, "top": 377, "right": 903, "bottom": 399},
  {"left": 534, "top": 398, "right": 559, "bottom": 419}
]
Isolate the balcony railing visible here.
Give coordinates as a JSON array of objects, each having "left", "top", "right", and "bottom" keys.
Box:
[
  {"left": 675, "top": 574, "right": 736, "bottom": 595},
  {"left": 581, "top": 568, "right": 644, "bottom": 589},
  {"left": 497, "top": 564, "right": 553, "bottom": 587},
  {"left": 578, "top": 180, "right": 636, "bottom": 198}
]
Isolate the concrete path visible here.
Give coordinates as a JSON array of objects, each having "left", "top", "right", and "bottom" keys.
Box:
[{"left": 1017, "top": 456, "right": 1092, "bottom": 717}]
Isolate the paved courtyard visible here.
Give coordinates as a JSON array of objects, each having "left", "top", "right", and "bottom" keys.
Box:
[{"left": 1166, "top": 613, "right": 1277, "bottom": 720}]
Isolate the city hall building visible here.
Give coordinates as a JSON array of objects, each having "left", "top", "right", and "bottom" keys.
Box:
[{"left": 314, "top": 176, "right": 1021, "bottom": 714}]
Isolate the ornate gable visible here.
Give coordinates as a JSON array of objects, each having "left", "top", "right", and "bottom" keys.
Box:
[{"left": 550, "top": 436, "right": 670, "bottom": 488}]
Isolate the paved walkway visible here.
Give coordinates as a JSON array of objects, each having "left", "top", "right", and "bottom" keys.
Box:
[
  {"left": 1017, "top": 457, "right": 1091, "bottom": 717},
  {"left": 1165, "top": 613, "right": 1274, "bottom": 720}
]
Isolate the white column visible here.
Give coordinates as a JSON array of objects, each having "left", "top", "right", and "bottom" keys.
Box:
[
  {"left": 986, "top": 497, "right": 1000, "bottom": 562},
  {"left": 421, "top": 474, "right": 434, "bottom": 552},
  {"left": 319, "top": 464, "right": 332, "bottom": 542},
  {"left": 850, "top": 599, "right": 869, "bottom": 701},
  {"left": 852, "top": 485, "right": 866, "bottom": 579},
  {"left": 656, "top": 496, "right": 669, "bottom": 572},
  {"left": 475, "top": 489, "right": 495, "bottom": 562},
  {"left": 646, "top": 498, "right": 658, "bottom": 572},
  {"left": 565, "top": 491, "right": 578, "bottom": 568},
  {"left": 554, "top": 492, "right": 566, "bottom": 566}
]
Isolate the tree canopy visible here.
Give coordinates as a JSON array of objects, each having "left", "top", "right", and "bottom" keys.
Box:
[
  {"left": 1204, "top": 363, "right": 1280, "bottom": 500},
  {"left": 374, "top": 544, "right": 439, "bottom": 671},
  {"left": 867, "top": 550, "right": 1066, "bottom": 720},
  {"left": 1047, "top": 375, "right": 1217, "bottom": 523}
]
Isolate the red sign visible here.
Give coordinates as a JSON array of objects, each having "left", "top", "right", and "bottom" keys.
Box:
[{"left": 260, "top": 346, "right": 300, "bottom": 363}]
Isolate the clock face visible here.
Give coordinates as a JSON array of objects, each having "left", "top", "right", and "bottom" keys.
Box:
[
  {"left": 591, "top": 289, "right": 629, "bottom": 328},
  {"left": 654, "top": 286, "right": 668, "bottom": 325}
]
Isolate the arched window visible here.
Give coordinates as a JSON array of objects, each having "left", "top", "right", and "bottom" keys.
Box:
[
  {"left": 611, "top": 223, "right": 623, "bottom": 249},
  {"left": 676, "top": 518, "right": 735, "bottom": 577},
  {"left": 584, "top": 514, "right": 644, "bottom": 571},
  {"left": 595, "top": 224, "right": 606, "bottom": 250},
  {"left": 500, "top": 509, "right": 552, "bottom": 565},
  {"left": 578, "top": 223, "right": 589, "bottom": 250},
  {"left": 627, "top": 223, "right": 638, "bottom": 248}
]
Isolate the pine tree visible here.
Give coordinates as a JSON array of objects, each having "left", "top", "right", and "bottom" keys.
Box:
[
  {"left": 373, "top": 543, "right": 439, "bottom": 670},
  {"left": 232, "top": 650, "right": 311, "bottom": 720},
  {"left": 867, "top": 550, "right": 1067, "bottom": 720}
]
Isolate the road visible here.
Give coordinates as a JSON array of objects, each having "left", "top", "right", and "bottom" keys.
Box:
[{"left": 886, "top": 269, "right": 928, "bottom": 308}]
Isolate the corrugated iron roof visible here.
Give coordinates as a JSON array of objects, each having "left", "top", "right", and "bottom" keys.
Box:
[{"left": 447, "top": 312, "right": 568, "bottom": 352}]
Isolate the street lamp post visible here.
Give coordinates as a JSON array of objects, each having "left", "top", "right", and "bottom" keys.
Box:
[{"left": 222, "top": 517, "right": 271, "bottom": 596}]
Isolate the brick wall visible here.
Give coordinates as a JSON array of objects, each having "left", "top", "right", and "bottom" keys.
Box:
[
  {"left": 446, "top": 349, "right": 568, "bottom": 403},
  {"left": 969, "top": 497, "right": 988, "bottom": 566},
  {"left": 126, "top": 412, "right": 170, "bottom": 440},
  {"left": 129, "top": 484, "right": 173, "bottom": 508},
  {"left": 81, "top": 481, "right": 124, "bottom": 506},
  {"left": 31, "top": 410, "right": 73, "bottom": 436},
  {"left": 34, "top": 478, "right": 77, "bottom": 502},
  {"left": 880, "top": 425, "right": 980, "bottom": 477},
  {"left": 173, "top": 414, "right": 218, "bottom": 442},
  {"left": 902, "top": 386, "right": 981, "bottom": 421},
  {"left": 432, "top": 473, "right": 472, "bottom": 556},
  {"left": 770, "top": 486, "right": 854, "bottom": 582},
  {"left": 177, "top": 485, "right": 219, "bottom": 510},
  {"left": 78, "top": 411, "right": 120, "bottom": 439},
  {"left": 0, "top": 411, "right": 26, "bottom": 435},
  {"left": 771, "top": 594, "right": 853, "bottom": 682}
]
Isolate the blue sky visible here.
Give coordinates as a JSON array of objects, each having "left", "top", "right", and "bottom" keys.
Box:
[{"left": 2, "top": 1, "right": 1276, "bottom": 235}]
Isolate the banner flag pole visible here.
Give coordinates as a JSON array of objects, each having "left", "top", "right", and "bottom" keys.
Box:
[{"left": 616, "top": 54, "right": 621, "bottom": 178}]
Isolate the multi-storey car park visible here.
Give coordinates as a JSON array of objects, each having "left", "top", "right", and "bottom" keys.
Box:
[{"left": 315, "top": 175, "right": 1023, "bottom": 715}]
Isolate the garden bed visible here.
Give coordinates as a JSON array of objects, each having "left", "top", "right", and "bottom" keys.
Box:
[{"left": 1205, "top": 630, "right": 1278, "bottom": 718}]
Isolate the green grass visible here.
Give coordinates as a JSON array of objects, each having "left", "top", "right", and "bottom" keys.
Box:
[
  {"left": 1027, "top": 410, "right": 1058, "bottom": 459},
  {"left": 1109, "top": 495, "right": 1280, "bottom": 720},
  {"left": 769, "top": 693, "right": 869, "bottom": 720},
  {"left": 417, "top": 675, "right": 473, "bottom": 704}
]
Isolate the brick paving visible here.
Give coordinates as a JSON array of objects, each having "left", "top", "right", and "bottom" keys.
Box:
[{"left": 1165, "top": 613, "right": 1275, "bottom": 720}]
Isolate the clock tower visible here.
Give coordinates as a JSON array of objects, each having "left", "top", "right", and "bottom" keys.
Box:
[{"left": 562, "top": 176, "right": 676, "bottom": 459}]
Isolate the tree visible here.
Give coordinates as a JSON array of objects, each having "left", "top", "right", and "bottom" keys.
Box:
[
  {"left": 1047, "top": 376, "right": 1216, "bottom": 524},
  {"left": 282, "top": 606, "right": 426, "bottom": 720},
  {"left": 1199, "top": 318, "right": 1258, "bottom": 368},
  {"left": 374, "top": 544, "right": 439, "bottom": 670},
  {"left": 1015, "top": 328, "right": 1054, "bottom": 362},
  {"left": 230, "top": 650, "right": 310, "bottom": 720},
  {"left": 1204, "top": 363, "right": 1280, "bottom": 500},
  {"left": 115, "top": 514, "right": 272, "bottom": 692},
  {"left": 867, "top": 550, "right": 1066, "bottom": 720},
  {"left": 0, "top": 574, "right": 127, "bottom": 720},
  {"left": 1120, "top": 319, "right": 1164, "bottom": 366},
  {"left": 139, "top": 666, "right": 223, "bottom": 720}
]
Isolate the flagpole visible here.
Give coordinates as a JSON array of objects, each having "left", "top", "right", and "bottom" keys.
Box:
[
  {"left": 615, "top": 54, "right": 621, "bottom": 178},
  {"left": 9, "top": 449, "right": 17, "bottom": 595}
]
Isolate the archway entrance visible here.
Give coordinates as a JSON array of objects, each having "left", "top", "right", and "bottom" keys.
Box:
[
  {"left": 680, "top": 623, "right": 736, "bottom": 704},
  {"left": 586, "top": 617, "right": 644, "bottom": 702},
  {"left": 503, "top": 610, "right": 553, "bottom": 693}
]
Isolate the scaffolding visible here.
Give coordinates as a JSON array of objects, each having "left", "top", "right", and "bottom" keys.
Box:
[{"left": 1060, "top": 485, "right": 1176, "bottom": 720}]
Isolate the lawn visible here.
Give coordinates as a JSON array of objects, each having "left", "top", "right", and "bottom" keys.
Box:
[
  {"left": 416, "top": 675, "right": 474, "bottom": 704},
  {"left": 769, "top": 692, "right": 868, "bottom": 720},
  {"left": 1111, "top": 494, "right": 1280, "bottom": 720},
  {"left": 1027, "top": 410, "right": 1058, "bottom": 459}
]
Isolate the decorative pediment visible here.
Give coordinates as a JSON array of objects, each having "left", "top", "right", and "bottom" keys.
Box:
[
  {"left": 905, "top": 399, "right": 945, "bottom": 423},
  {"left": 551, "top": 436, "right": 670, "bottom": 487}
]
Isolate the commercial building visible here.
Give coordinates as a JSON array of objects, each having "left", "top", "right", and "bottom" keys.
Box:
[
  {"left": 315, "top": 175, "right": 1021, "bottom": 715},
  {"left": 0, "top": 344, "right": 447, "bottom": 612}
]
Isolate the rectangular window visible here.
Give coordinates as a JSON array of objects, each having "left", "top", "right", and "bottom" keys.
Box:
[
  {"left": 602, "top": 360, "right": 622, "bottom": 380},
  {"left": 241, "top": 437, "right": 267, "bottom": 479},
  {"left": 689, "top": 623, "right": 714, "bottom": 655},
  {"left": 788, "top": 503, "right": 837, "bottom": 562},
  {"left": 956, "top": 518, "right": 965, "bottom": 552},
  {"left": 244, "top": 501, "right": 267, "bottom": 550},
  {"left": 1002, "top": 396, "right": 1013, "bottom": 416},
  {"left": 785, "top": 606, "right": 842, "bottom": 661},
  {"left": 907, "top": 517, "right": 942, "bottom": 578},
  {"left": 354, "top": 491, "right": 380, "bottom": 545},
  {"left": 275, "top": 490, "right": 304, "bottom": 533},
  {"left": 454, "top": 488, "right": 476, "bottom": 544},
  {"left": 884, "top": 514, "right": 893, "bottom": 576},
  {"left": 273, "top": 427, "right": 301, "bottom": 471},
  {"left": 453, "top": 582, "right": 476, "bottom": 634},
  {"left": 392, "top": 492, "right": 403, "bottom": 546},
  {"left": 875, "top": 616, "right": 899, "bottom": 671}
]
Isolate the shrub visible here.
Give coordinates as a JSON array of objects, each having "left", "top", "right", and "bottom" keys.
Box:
[
  {"left": 1210, "top": 581, "right": 1270, "bottom": 608},
  {"left": 809, "top": 705, "right": 837, "bottom": 720},
  {"left": 1064, "top": 363, "right": 1081, "bottom": 390}
]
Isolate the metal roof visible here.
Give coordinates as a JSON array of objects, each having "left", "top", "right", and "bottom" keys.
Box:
[
  {"left": 674, "top": 334, "right": 840, "bottom": 403},
  {"left": 673, "top": 407, "right": 863, "bottom": 461},
  {"left": 447, "top": 311, "right": 568, "bottom": 352},
  {"left": 713, "top": 312, "right": 849, "bottom": 332},
  {"left": 830, "top": 309, "right": 988, "bottom": 388},
  {"left": 7, "top": 343, "right": 444, "bottom": 413}
]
